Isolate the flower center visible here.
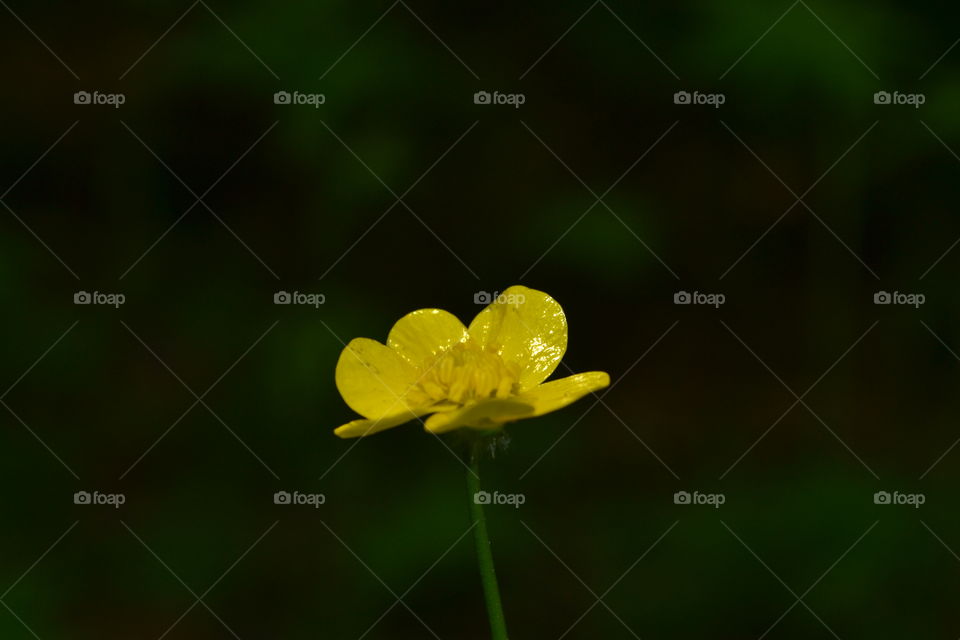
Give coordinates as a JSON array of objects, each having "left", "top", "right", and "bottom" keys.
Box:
[{"left": 411, "top": 341, "right": 521, "bottom": 406}]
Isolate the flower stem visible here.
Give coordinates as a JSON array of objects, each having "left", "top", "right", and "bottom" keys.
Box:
[{"left": 467, "top": 439, "right": 509, "bottom": 640}]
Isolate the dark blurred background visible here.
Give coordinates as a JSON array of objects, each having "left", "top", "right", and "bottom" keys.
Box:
[{"left": 2, "top": 1, "right": 960, "bottom": 637}]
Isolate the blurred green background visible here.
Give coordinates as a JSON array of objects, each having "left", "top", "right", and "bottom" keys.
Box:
[{"left": 2, "top": 0, "right": 960, "bottom": 637}]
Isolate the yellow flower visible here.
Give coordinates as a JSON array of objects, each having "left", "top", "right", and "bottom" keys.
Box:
[{"left": 334, "top": 285, "right": 610, "bottom": 438}]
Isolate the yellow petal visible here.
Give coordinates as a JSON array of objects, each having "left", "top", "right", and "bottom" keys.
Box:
[
  {"left": 517, "top": 371, "right": 610, "bottom": 417},
  {"left": 387, "top": 308, "right": 468, "bottom": 366},
  {"left": 468, "top": 286, "right": 567, "bottom": 391},
  {"left": 334, "top": 409, "right": 428, "bottom": 438},
  {"left": 424, "top": 398, "right": 534, "bottom": 434},
  {"left": 335, "top": 338, "right": 421, "bottom": 420}
]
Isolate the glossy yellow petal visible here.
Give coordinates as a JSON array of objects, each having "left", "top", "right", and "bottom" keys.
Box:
[
  {"left": 335, "top": 338, "right": 421, "bottom": 420},
  {"left": 424, "top": 398, "right": 534, "bottom": 434},
  {"left": 468, "top": 286, "right": 567, "bottom": 391},
  {"left": 334, "top": 409, "right": 428, "bottom": 438},
  {"left": 387, "top": 308, "right": 468, "bottom": 367},
  {"left": 517, "top": 371, "right": 610, "bottom": 417}
]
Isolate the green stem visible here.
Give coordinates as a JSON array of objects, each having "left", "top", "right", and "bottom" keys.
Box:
[{"left": 467, "top": 439, "right": 509, "bottom": 640}]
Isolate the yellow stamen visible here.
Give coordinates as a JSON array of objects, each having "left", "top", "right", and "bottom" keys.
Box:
[{"left": 410, "top": 341, "right": 521, "bottom": 407}]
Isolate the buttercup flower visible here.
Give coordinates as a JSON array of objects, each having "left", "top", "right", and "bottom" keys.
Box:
[{"left": 334, "top": 285, "right": 609, "bottom": 438}]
